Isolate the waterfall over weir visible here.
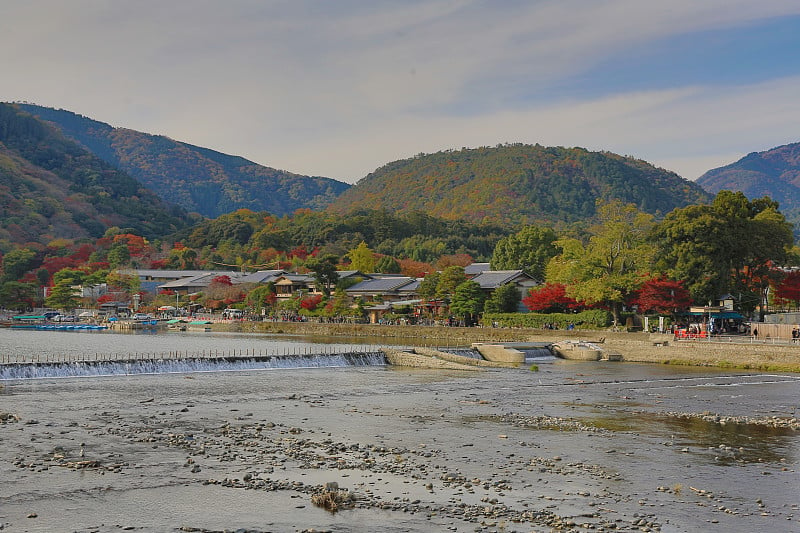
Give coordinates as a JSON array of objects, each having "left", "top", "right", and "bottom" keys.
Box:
[{"left": 0, "top": 351, "right": 388, "bottom": 380}]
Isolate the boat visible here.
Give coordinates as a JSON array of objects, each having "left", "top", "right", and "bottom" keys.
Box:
[
  {"left": 166, "top": 319, "right": 187, "bottom": 331},
  {"left": 186, "top": 320, "right": 212, "bottom": 332}
]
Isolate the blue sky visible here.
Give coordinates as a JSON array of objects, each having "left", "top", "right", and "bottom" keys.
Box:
[{"left": 3, "top": 1, "right": 800, "bottom": 184}]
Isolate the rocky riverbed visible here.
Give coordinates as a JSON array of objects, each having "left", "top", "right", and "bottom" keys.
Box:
[{"left": 1, "top": 361, "right": 798, "bottom": 532}]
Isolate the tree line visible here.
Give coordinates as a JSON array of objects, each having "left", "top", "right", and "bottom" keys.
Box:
[{"left": 0, "top": 191, "right": 797, "bottom": 325}]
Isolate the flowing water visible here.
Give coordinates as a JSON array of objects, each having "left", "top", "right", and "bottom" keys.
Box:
[{"left": 1, "top": 329, "right": 798, "bottom": 532}]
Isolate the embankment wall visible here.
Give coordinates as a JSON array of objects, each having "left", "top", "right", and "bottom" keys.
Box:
[{"left": 224, "top": 322, "right": 800, "bottom": 372}]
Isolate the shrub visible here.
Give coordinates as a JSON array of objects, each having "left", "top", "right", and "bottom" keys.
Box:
[{"left": 482, "top": 310, "right": 611, "bottom": 329}]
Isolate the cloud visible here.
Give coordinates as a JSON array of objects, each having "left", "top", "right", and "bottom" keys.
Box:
[{"left": 3, "top": 1, "right": 800, "bottom": 182}]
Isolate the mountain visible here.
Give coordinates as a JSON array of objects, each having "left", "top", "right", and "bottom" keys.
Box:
[
  {"left": 0, "top": 103, "right": 190, "bottom": 245},
  {"left": 696, "top": 143, "right": 800, "bottom": 220},
  {"left": 326, "top": 144, "right": 711, "bottom": 225},
  {"left": 14, "top": 104, "right": 350, "bottom": 218}
]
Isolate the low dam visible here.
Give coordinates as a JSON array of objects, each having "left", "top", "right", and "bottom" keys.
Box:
[{"left": 0, "top": 350, "right": 388, "bottom": 380}]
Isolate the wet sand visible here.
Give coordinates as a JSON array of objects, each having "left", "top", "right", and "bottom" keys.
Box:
[{"left": 1, "top": 361, "right": 799, "bottom": 532}]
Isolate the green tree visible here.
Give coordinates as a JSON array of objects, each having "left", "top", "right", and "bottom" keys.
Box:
[
  {"left": 245, "top": 283, "right": 277, "bottom": 313},
  {"left": 53, "top": 268, "right": 86, "bottom": 286},
  {"left": 0, "top": 281, "right": 37, "bottom": 310},
  {"left": 449, "top": 281, "right": 485, "bottom": 325},
  {"left": 652, "top": 191, "right": 793, "bottom": 315},
  {"left": 435, "top": 266, "right": 467, "bottom": 300},
  {"left": 490, "top": 225, "right": 558, "bottom": 280},
  {"left": 346, "top": 241, "right": 376, "bottom": 273},
  {"left": 417, "top": 272, "right": 440, "bottom": 301},
  {"left": 45, "top": 280, "right": 81, "bottom": 310},
  {"left": 106, "top": 270, "right": 141, "bottom": 294},
  {"left": 375, "top": 255, "right": 401, "bottom": 274},
  {"left": 548, "top": 200, "right": 655, "bottom": 325},
  {"left": 2, "top": 248, "right": 37, "bottom": 281},
  {"left": 325, "top": 288, "right": 353, "bottom": 318},
  {"left": 483, "top": 283, "right": 521, "bottom": 313},
  {"left": 107, "top": 244, "right": 131, "bottom": 268},
  {"left": 306, "top": 254, "right": 339, "bottom": 297}
]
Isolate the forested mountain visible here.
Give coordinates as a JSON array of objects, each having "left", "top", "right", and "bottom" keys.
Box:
[
  {"left": 0, "top": 103, "right": 190, "bottom": 246},
  {"left": 696, "top": 142, "right": 800, "bottom": 227},
  {"left": 14, "top": 104, "right": 350, "bottom": 218},
  {"left": 327, "top": 144, "right": 711, "bottom": 225}
]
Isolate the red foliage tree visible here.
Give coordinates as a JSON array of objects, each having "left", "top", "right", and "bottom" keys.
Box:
[
  {"left": 522, "top": 283, "right": 582, "bottom": 313},
  {"left": 398, "top": 258, "right": 433, "bottom": 278},
  {"left": 774, "top": 270, "right": 800, "bottom": 306},
  {"left": 289, "top": 246, "right": 310, "bottom": 260},
  {"left": 40, "top": 256, "right": 80, "bottom": 277},
  {"left": 629, "top": 277, "right": 692, "bottom": 314},
  {"left": 300, "top": 294, "right": 323, "bottom": 311},
  {"left": 211, "top": 275, "right": 233, "bottom": 286},
  {"left": 113, "top": 234, "right": 148, "bottom": 256},
  {"left": 97, "top": 294, "right": 116, "bottom": 304}
]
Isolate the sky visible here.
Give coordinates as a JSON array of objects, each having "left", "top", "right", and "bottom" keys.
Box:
[{"left": 3, "top": 1, "right": 800, "bottom": 184}]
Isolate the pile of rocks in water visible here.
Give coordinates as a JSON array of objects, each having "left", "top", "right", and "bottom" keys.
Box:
[
  {"left": 660, "top": 411, "right": 800, "bottom": 430},
  {"left": 495, "top": 413, "right": 610, "bottom": 433},
  {"left": 0, "top": 411, "right": 20, "bottom": 423}
]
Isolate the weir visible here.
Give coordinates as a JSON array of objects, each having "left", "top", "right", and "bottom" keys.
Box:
[{"left": 0, "top": 351, "right": 388, "bottom": 380}]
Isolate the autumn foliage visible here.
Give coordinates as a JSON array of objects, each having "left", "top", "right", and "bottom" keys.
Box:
[
  {"left": 774, "top": 271, "right": 800, "bottom": 306},
  {"left": 522, "top": 283, "right": 582, "bottom": 313},
  {"left": 628, "top": 277, "right": 691, "bottom": 314}
]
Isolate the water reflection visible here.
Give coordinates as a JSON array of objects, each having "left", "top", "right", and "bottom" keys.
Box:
[{"left": 584, "top": 409, "right": 794, "bottom": 465}]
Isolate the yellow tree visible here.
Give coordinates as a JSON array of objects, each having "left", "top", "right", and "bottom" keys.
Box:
[
  {"left": 547, "top": 200, "right": 654, "bottom": 325},
  {"left": 347, "top": 241, "right": 376, "bottom": 273}
]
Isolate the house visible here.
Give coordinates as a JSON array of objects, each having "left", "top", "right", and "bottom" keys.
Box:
[
  {"left": 272, "top": 273, "right": 318, "bottom": 299},
  {"left": 469, "top": 270, "right": 538, "bottom": 311},
  {"left": 345, "top": 276, "right": 420, "bottom": 303},
  {"left": 132, "top": 269, "right": 239, "bottom": 294},
  {"left": 157, "top": 271, "right": 250, "bottom": 295},
  {"left": 362, "top": 299, "right": 422, "bottom": 324}
]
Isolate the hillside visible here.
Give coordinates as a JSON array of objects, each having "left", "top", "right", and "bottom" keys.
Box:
[
  {"left": 327, "top": 144, "right": 711, "bottom": 225},
  {"left": 14, "top": 104, "right": 350, "bottom": 218},
  {"left": 0, "top": 103, "right": 190, "bottom": 245},
  {"left": 696, "top": 143, "right": 800, "bottom": 223}
]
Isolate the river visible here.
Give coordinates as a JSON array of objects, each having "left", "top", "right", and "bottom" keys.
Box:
[{"left": 0, "top": 328, "right": 798, "bottom": 532}]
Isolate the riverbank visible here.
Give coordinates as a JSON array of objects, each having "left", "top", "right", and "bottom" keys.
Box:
[
  {"left": 220, "top": 322, "right": 800, "bottom": 372},
  {"left": 2, "top": 361, "right": 798, "bottom": 532}
]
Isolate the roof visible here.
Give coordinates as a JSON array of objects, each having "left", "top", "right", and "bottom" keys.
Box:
[
  {"left": 336, "top": 270, "right": 370, "bottom": 279},
  {"left": 678, "top": 311, "right": 745, "bottom": 319},
  {"left": 158, "top": 271, "right": 250, "bottom": 289},
  {"left": 464, "top": 262, "right": 491, "bottom": 276},
  {"left": 470, "top": 270, "right": 535, "bottom": 289},
  {"left": 238, "top": 270, "right": 286, "bottom": 284},
  {"left": 274, "top": 274, "right": 315, "bottom": 283},
  {"left": 133, "top": 269, "right": 228, "bottom": 280},
  {"left": 346, "top": 276, "right": 418, "bottom": 293}
]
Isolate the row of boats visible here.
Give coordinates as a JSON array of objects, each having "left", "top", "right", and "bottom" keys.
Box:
[{"left": 12, "top": 324, "right": 109, "bottom": 331}]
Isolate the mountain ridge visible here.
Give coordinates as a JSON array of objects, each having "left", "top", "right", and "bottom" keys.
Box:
[
  {"left": 327, "top": 144, "right": 711, "bottom": 225},
  {"left": 14, "top": 103, "right": 350, "bottom": 218},
  {"left": 0, "top": 103, "right": 190, "bottom": 245}
]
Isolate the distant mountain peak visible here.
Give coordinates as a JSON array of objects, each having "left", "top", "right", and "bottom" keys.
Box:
[{"left": 696, "top": 142, "right": 800, "bottom": 211}]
